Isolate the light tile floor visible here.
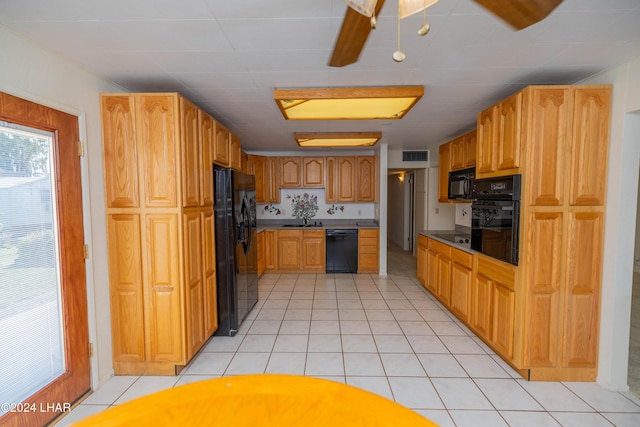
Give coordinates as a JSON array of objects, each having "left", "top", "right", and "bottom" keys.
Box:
[{"left": 56, "top": 273, "right": 640, "bottom": 427}]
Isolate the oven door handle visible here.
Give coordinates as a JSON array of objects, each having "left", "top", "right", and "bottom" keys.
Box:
[{"left": 472, "top": 205, "right": 513, "bottom": 211}]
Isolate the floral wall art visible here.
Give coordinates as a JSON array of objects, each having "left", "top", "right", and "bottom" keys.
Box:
[{"left": 257, "top": 189, "right": 375, "bottom": 220}]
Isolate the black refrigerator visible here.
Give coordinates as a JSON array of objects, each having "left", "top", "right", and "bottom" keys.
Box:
[{"left": 213, "top": 167, "right": 258, "bottom": 336}]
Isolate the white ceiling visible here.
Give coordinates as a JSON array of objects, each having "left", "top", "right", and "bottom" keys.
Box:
[{"left": 1, "top": 0, "right": 639, "bottom": 152}]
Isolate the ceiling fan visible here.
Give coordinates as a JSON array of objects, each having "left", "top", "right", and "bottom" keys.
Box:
[{"left": 329, "top": 0, "right": 564, "bottom": 67}]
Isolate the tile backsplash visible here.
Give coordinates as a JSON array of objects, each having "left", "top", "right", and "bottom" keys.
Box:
[{"left": 257, "top": 188, "right": 375, "bottom": 220}]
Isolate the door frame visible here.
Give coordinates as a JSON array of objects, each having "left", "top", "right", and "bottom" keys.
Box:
[{"left": 0, "top": 92, "right": 91, "bottom": 426}]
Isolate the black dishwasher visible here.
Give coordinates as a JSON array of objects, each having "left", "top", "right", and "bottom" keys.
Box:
[{"left": 325, "top": 229, "right": 358, "bottom": 273}]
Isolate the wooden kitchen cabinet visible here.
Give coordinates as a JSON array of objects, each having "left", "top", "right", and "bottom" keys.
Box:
[
  {"left": 430, "top": 239, "right": 452, "bottom": 306},
  {"left": 257, "top": 230, "right": 265, "bottom": 276},
  {"left": 249, "top": 154, "right": 280, "bottom": 203},
  {"left": 420, "top": 85, "right": 611, "bottom": 382},
  {"left": 438, "top": 143, "right": 451, "bottom": 203},
  {"left": 277, "top": 229, "right": 302, "bottom": 270},
  {"left": 417, "top": 235, "right": 428, "bottom": 287},
  {"left": 325, "top": 156, "right": 338, "bottom": 202},
  {"left": 280, "top": 157, "right": 303, "bottom": 188},
  {"left": 449, "top": 130, "right": 477, "bottom": 170},
  {"left": 358, "top": 229, "right": 379, "bottom": 273},
  {"left": 337, "top": 157, "right": 356, "bottom": 202},
  {"left": 301, "top": 230, "right": 326, "bottom": 272},
  {"left": 101, "top": 93, "right": 217, "bottom": 375},
  {"left": 229, "top": 133, "right": 242, "bottom": 171},
  {"left": 450, "top": 248, "right": 473, "bottom": 323},
  {"left": 303, "top": 157, "right": 324, "bottom": 188},
  {"left": 450, "top": 135, "right": 465, "bottom": 171},
  {"left": 463, "top": 130, "right": 477, "bottom": 168},
  {"left": 476, "top": 104, "right": 497, "bottom": 175},
  {"left": 264, "top": 230, "right": 278, "bottom": 270},
  {"left": 199, "top": 110, "right": 214, "bottom": 207},
  {"left": 213, "top": 120, "right": 230, "bottom": 167},
  {"left": 356, "top": 156, "right": 376, "bottom": 202}
]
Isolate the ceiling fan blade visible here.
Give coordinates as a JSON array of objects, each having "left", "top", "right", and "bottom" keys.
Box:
[
  {"left": 329, "top": 0, "right": 386, "bottom": 67},
  {"left": 474, "top": 0, "right": 563, "bottom": 30}
]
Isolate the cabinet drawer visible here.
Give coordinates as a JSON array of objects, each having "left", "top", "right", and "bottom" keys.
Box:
[
  {"left": 359, "top": 245, "right": 378, "bottom": 254},
  {"left": 451, "top": 248, "right": 472, "bottom": 269},
  {"left": 277, "top": 229, "right": 301, "bottom": 238},
  {"left": 418, "top": 234, "right": 429, "bottom": 248},
  {"left": 302, "top": 230, "right": 325, "bottom": 238},
  {"left": 359, "top": 229, "right": 378, "bottom": 238},
  {"left": 359, "top": 237, "right": 378, "bottom": 247},
  {"left": 359, "top": 254, "right": 379, "bottom": 271},
  {"left": 429, "top": 238, "right": 452, "bottom": 257}
]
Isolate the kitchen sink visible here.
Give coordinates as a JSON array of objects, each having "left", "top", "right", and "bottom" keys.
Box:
[{"left": 281, "top": 223, "right": 323, "bottom": 228}]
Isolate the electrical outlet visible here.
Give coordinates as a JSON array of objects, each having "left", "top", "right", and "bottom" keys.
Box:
[{"left": 435, "top": 207, "right": 439, "bottom": 214}]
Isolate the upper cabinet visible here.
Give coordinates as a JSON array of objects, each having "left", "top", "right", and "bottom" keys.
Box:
[
  {"left": 356, "top": 156, "right": 376, "bottom": 202},
  {"left": 438, "top": 143, "right": 451, "bottom": 203},
  {"left": 212, "top": 120, "right": 242, "bottom": 171},
  {"left": 303, "top": 157, "right": 324, "bottom": 188},
  {"left": 280, "top": 157, "right": 303, "bottom": 188},
  {"left": 279, "top": 156, "right": 325, "bottom": 189},
  {"left": 213, "top": 121, "right": 229, "bottom": 167},
  {"left": 476, "top": 90, "right": 523, "bottom": 179},
  {"left": 248, "top": 154, "right": 279, "bottom": 203}
]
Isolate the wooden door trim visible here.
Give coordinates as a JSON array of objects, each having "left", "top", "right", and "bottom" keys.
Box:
[{"left": 0, "top": 92, "right": 90, "bottom": 427}]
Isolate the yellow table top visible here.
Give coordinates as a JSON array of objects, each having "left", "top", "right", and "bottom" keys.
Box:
[{"left": 72, "top": 374, "right": 439, "bottom": 426}]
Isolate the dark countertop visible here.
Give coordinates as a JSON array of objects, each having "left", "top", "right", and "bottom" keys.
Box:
[
  {"left": 417, "top": 228, "right": 474, "bottom": 254},
  {"left": 257, "top": 220, "right": 379, "bottom": 233}
]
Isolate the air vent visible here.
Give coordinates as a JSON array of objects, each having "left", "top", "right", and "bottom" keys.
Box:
[{"left": 402, "top": 151, "right": 429, "bottom": 162}]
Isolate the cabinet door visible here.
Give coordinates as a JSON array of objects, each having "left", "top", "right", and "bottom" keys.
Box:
[
  {"left": 337, "top": 157, "right": 356, "bottom": 202},
  {"left": 202, "top": 210, "right": 217, "bottom": 337},
  {"left": 145, "top": 214, "right": 182, "bottom": 363},
  {"left": 140, "top": 95, "right": 178, "bottom": 208},
  {"left": 438, "top": 143, "right": 451, "bottom": 203},
  {"left": 492, "top": 283, "right": 515, "bottom": 359},
  {"left": 437, "top": 253, "right": 452, "bottom": 306},
  {"left": 183, "top": 212, "right": 204, "bottom": 359},
  {"left": 472, "top": 273, "right": 492, "bottom": 340},
  {"left": 241, "top": 151, "right": 249, "bottom": 174},
  {"left": 257, "top": 231, "right": 265, "bottom": 276},
  {"left": 213, "top": 121, "right": 230, "bottom": 167},
  {"left": 477, "top": 105, "right": 497, "bottom": 174},
  {"left": 425, "top": 247, "right": 438, "bottom": 294},
  {"left": 267, "top": 157, "right": 280, "bottom": 203},
  {"left": 569, "top": 87, "right": 611, "bottom": 206},
  {"left": 563, "top": 211, "right": 604, "bottom": 368},
  {"left": 108, "top": 214, "right": 144, "bottom": 363},
  {"left": 497, "top": 91, "right": 522, "bottom": 171},
  {"left": 526, "top": 88, "right": 569, "bottom": 206},
  {"left": 356, "top": 156, "right": 376, "bottom": 202},
  {"left": 180, "top": 97, "right": 200, "bottom": 208},
  {"left": 250, "top": 155, "right": 267, "bottom": 203},
  {"left": 199, "top": 110, "right": 214, "bottom": 207},
  {"left": 264, "top": 230, "right": 278, "bottom": 270},
  {"left": 417, "top": 236, "right": 428, "bottom": 286},
  {"left": 280, "top": 157, "right": 302, "bottom": 188},
  {"left": 277, "top": 230, "right": 301, "bottom": 270},
  {"left": 450, "top": 136, "right": 465, "bottom": 171},
  {"left": 101, "top": 95, "right": 139, "bottom": 208},
  {"left": 450, "top": 258, "right": 472, "bottom": 322},
  {"left": 463, "top": 130, "right": 477, "bottom": 168},
  {"left": 302, "top": 231, "right": 325, "bottom": 271},
  {"left": 326, "top": 156, "right": 338, "bottom": 202},
  {"left": 303, "top": 157, "right": 324, "bottom": 187},
  {"left": 229, "top": 133, "right": 242, "bottom": 171}
]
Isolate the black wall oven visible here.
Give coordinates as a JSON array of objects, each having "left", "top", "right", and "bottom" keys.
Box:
[{"left": 471, "top": 175, "right": 521, "bottom": 265}]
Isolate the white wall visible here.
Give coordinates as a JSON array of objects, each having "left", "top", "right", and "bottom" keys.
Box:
[
  {"left": 580, "top": 55, "right": 640, "bottom": 390},
  {"left": 0, "top": 26, "right": 123, "bottom": 389},
  {"left": 427, "top": 168, "right": 456, "bottom": 231}
]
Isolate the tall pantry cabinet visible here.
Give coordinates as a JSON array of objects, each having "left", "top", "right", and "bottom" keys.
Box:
[{"left": 101, "top": 93, "right": 218, "bottom": 375}]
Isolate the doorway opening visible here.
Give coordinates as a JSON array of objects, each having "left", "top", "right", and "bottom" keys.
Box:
[{"left": 387, "top": 169, "right": 417, "bottom": 277}]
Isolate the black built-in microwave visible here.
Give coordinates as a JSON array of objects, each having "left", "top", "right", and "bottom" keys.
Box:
[
  {"left": 448, "top": 167, "right": 475, "bottom": 200},
  {"left": 471, "top": 175, "right": 521, "bottom": 265}
]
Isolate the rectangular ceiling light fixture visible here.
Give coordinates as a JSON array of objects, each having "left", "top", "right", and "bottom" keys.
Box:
[
  {"left": 274, "top": 86, "right": 424, "bottom": 120},
  {"left": 294, "top": 132, "right": 382, "bottom": 147}
]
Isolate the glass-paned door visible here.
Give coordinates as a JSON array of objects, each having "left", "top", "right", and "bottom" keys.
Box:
[
  {"left": 0, "top": 91, "right": 90, "bottom": 427},
  {"left": 0, "top": 123, "right": 66, "bottom": 411}
]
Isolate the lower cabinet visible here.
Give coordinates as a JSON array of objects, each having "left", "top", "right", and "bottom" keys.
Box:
[
  {"left": 417, "top": 235, "right": 428, "bottom": 285},
  {"left": 450, "top": 249, "right": 472, "bottom": 323},
  {"left": 358, "top": 229, "right": 380, "bottom": 273},
  {"left": 273, "top": 229, "right": 326, "bottom": 272},
  {"left": 257, "top": 230, "right": 265, "bottom": 276}
]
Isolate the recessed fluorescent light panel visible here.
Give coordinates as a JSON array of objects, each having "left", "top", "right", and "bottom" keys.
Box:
[
  {"left": 294, "top": 132, "right": 382, "bottom": 148},
  {"left": 274, "top": 86, "right": 424, "bottom": 120}
]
